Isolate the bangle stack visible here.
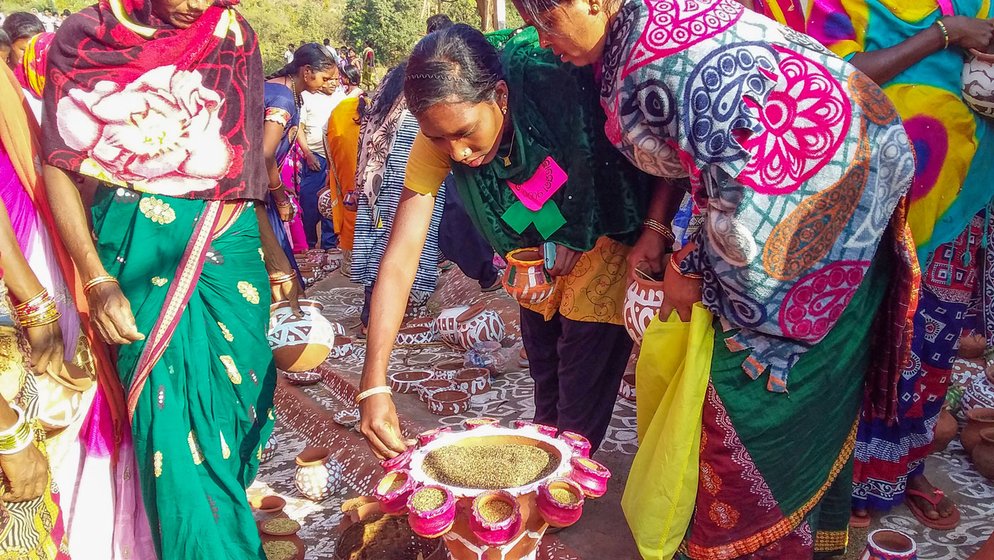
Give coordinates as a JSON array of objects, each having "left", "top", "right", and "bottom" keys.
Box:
[
  {"left": 14, "top": 289, "right": 61, "bottom": 329},
  {"left": 0, "top": 404, "right": 35, "bottom": 455},
  {"left": 669, "top": 253, "right": 703, "bottom": 280},
  {"left": 643, "top": 218, "right": 676, "bottom": 246},
  {"left": 83, "top": 275, "right": 119, "bottom": 296},
  {"left": 355, "top": 386, "right": 392, "bottom": 405},
  {"left": 935, "top": 19, "right": 950, "bottom": 50},
  {"left": 269, "top": 271, "right": 297, "bottom": 286}
]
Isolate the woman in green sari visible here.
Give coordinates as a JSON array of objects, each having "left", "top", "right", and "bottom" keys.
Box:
[{"left": 39, "top": 0, "right": 297, "bottom": 557}]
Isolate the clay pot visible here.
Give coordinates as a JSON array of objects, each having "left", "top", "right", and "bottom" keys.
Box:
[
  {"left": 389, "top": 370, "right": 432, "bottom": 394},
  {"left": 373, "top": 469, "right": 417, "bottom": 514},
  {"left": 396, "top": 326, "right": 434, "bottom": 346},
  {"left": 972, "top": 428, "right": 994, "bottom": 480},
  {"left": 559, "top": 431, "right": 591, "bottom": 459},
  {"left": 456, "top": 304, "right": 506, "bottom": 350},
  {"left": 513, "top": 420, "right": 558, "bottom": 437},
  {"left": 960, "top": 333, "right": 988, "bottom": 359},
  {"left": 282, "top": 370, "right": 322, "bottom": 386},
  {"left": 469, "top": 490, "right": 523, "bottom": 546},
  {"left": 328, "top": 337, "right": 354, "bottom": 360},
  {"left": 255, "top": 495, "right": 286, "bottom": 515},
  {"left": 260, "top": 431, "right": 279, "bottom": 464},
  {"left": 432, "top": 361, "right": 464, "bottom": 380},
  {"left": 963, "top": 49, "right": 994, "bottom": 119},
  {"left": 317, "top": 187, "right": 335, "bottom": 220},
  {"left": 405, "top": 317, "right": 438, "bottom": 341},
  {"left": 294, "top": 446, "right": 341, "bottom": 501},
  {"left": 501, "top": 248, "right": 556, "bottom": 305},
  {"left": 963, "top": 408, "right": 994, "bottom": 454},
  {"left": 619, "top": 372, "right": 636, "bottom": 402},
  {"left": 536, "top": 478, "right": 585, "bottom": 528},
  {"left": 931, "top": 408, "right": 958, "bottom": 454},
  {"left": 435, "top": 306, "right": 470, "bottom": 347},
  {"left": 417, "top": 427, "right": 452, "bottom": 446},
  {"left": 419, "top": 379, "right": 452, "bottom": 403},
  {"left": 454, "top": 368, "right": 491, "bottom": 396},
  {"left": 381, "top": 447, "right": 415, "bottom": 472},
  {"left": 963, "top": 372, "right": 994, "bottom": 413},
  {"left": 569, "top": 457, "right": 611, "bottom": 498},
  {"left": 407, "top": 485, "right": 456, "bottom": 538},
  {"left": 860, "top": 529, "right": 918, "bottom": 560},
  {"left": 623, "top": 267, "right": 665, "bottom": 345},
  {"left": 268, "top": 299, "right": 336, "bottom": 372},
  {"left": 427, "top": 389, "right": 471, "bottom": 416},
  {"left": 463, "top": 417, "right": 500, "bottom": 430}
]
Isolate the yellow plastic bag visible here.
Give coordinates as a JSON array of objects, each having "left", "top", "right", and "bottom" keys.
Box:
[{"left": 622, "top": 304, "right": 713, "bottom": 560}]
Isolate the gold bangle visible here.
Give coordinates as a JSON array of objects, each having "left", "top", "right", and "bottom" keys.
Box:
[
  {"left": 643, "top": 218, "right": 676, "bottom": 245},
  {"left": 355, "top": 386, "right": 392, "bottom": 405},
  {"left": 83, "top": 275, "right": 119, "bottom": 295},
  {"left": 0, "top": 404, "right": 35, "bottom": 455},
  {"left": 20, "top": 307, "right": 62, "bottom": 329},
  {"left": 669, "top": 254, "right": 703, "bottom": 280},
  {"left": 268, "top": 184, "right": 285, "bottom": 192},
  {"left": 935, "top": 19, "right": 950, "bottom": 50},
  {"left": 13, "top": 289, "right": 48, "bottom": 313},
  {"left": 269, "top": 272, "right": 297, "bottom": 285}
]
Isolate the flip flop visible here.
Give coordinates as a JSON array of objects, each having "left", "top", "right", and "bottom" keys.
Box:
[
  {"left": 906, "top": 488, "right": 961, "bottom": 530},
  {"left": 849, "top": 512, "right": 871, "bottom": 529}
]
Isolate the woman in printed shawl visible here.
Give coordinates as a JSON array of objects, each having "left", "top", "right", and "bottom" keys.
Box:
[
  {"left": 510, "top": 0, "right": 917, "bottom": 556},
  {"left": 808, "top": 0, "right": 994, "bottom": 531},
  {"left": 39, "top": 0, "right": 298, "bottom": 557}
]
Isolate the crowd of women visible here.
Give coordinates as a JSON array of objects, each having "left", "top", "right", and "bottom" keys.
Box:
[{"left": 0, "top": 0, "right": 991, "bottom": 558}]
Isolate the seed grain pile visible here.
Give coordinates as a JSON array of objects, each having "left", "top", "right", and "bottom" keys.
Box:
[
  {"left": 411, "top": 487, "right": 446, "bottom": 511},
  {"left": 550, "top": 487, "right": 580, "bottom": 505},
  {"left": 478, "top": 499, "right": 514, "bottom": 523},
  {"left": 263, "top": 541, "right": 298, "bottom": 560},
  {"left": 422, "top": 444, "right": 557, "bottom": 489}
]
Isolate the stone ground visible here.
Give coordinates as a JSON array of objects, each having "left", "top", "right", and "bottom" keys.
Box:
[{"left": 252, "top": 250, "right": 994, "bottom": 559}]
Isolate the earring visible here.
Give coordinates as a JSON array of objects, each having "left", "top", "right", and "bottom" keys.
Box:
[
  {"left": 501, "top": 106, "right": 507, "bottom": 114},
  {"left": 591, "top": 3, "right": 600, "bottom": 13},
  {"left": 462, "top": 148, "right": 472, "bottom": 157}
]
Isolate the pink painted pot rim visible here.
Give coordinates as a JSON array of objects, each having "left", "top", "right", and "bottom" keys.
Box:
[
  {"left": 407, "top": 485, "right": 456, "bottom": 518},
  {"left": 572, "top": 456, "right": 611, "bottom": 478},
  {"left": 374, "top": 469, "right": 415, "bottom": 501},
  {"left": 380, "top": 447, "right": 415, "bottom": 471},
  {"left": 538, "top": 478, "right": 586, "bottom": 511},
  {"left": 471, "top": 490, "right": 521, "bottom": 530},
  {"left": 296, "top": 446, "right": 331, "bottom": 466}
]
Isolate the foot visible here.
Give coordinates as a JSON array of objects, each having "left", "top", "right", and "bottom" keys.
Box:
[
  {"left": 481, "top": 270, "right": 503, "bottom": 293},
  {"left": 907, "top": 475, "right": 956, "bottom": 522}
]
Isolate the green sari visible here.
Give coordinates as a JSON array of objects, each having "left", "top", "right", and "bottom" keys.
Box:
[{"left": 91, "top": 186, "right": 276, "bottom": 559}]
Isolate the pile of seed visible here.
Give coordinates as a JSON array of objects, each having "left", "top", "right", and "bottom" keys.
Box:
[
  {"left": 478, "top": 499, "right": 514, "bottom": 523},
  {"left": 263, "top": 541, "right": 298, "bottom": 560},
  {"left": 262, "top": 518, "right": 301, "bottom": 536},
  {"left": 422, "top": 444, "right": 557, "bottom": 489},
  {"left": 382, "top": 474, "right": 406, "bottom": 494},
  {"left": 410, "top": 487, "right": 446, "bottom": 511},
  {"left": 336, "top": 514, "right": 439, "bottom": 560},
  {"left": 550, "top": 487, "right": 580, "bottom": 505}
]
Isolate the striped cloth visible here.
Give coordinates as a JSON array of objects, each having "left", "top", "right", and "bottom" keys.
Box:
[{"left": 350, "top": 111, "right": 445, "bottom": 293}]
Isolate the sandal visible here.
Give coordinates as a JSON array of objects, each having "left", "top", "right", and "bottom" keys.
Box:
[{"left": 905, "top": 488, "right": 960, "bottom": 530}]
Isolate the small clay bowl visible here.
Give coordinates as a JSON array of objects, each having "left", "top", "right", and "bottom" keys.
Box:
[
  {"left": 282, "top": 370, "right": 322, "bottom": 386},
  {"left": 373, "top": 469, "right": 416, "bottom": 514},
  {"left": 333, "top": 409, "right": 360, "bottom": 429},
  {"left": 619, "top": 372, "right": 636, "bottom": 402},
  {"left": 389, "top": 370, "right": 433, "bottom": 394},
  {"left": 419, "top": 379, "right": 452, "bottom": 403},
  {"left": 432, "top": 361, "right": 464, "bottom": 380},
  {"left": 396, "top": 326, "right": 434, "bottom": 346},
  {"left": 417, "top": 427, "right": 453, "bottom": 446},
  {"left": 328, "top": 337, "right": 354, "bottom": 360},
  {"left": 454, "top": 367, "right": 491, "bottom": 396},
  {"left": 260, "top": 517, "right": 302, "bottom": 537},
  {"left": 427, "top": 389, "right": 471, "bottom": 416},
  {"left": 463, "top": 417, "right": 499, "bottom": 430},
  {"left": 254, "top": 495, "right": 287, "bottom": 515}
]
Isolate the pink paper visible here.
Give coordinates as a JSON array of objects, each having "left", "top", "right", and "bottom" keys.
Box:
[{"left": 507, "top": 157, "right": 567, "bottom": 211}]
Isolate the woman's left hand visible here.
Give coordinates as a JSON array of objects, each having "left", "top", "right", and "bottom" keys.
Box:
[
  {"left": 276, "top": 198, "right": 295, "bottom": 223},
  {"left": 270, "top": 274, "right": 302, "bottom": 316},
  {"left": 23, "top": 322, "right": 64, "bottom": 377},
  {"left": 545, "top": 244, "right": 582, "bottom": 277},
  {"left": 659, "top": 244, "right": 702, "bottom": 322},
  {"left": 627, "top": 229, "right": 668, "bottom": 280}
]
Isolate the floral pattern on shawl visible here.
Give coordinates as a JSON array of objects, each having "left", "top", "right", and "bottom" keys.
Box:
[{"left": 600, "top": 0, "right": 916, "bottom": 390}]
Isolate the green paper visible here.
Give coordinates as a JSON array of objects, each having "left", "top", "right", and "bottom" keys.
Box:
[{"left": 501, "top": 200, "right": 567, "bottom": 239}]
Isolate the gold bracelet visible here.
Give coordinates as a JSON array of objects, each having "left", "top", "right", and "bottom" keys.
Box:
[
  {"left": 19, "top": 305, "right": 61, "bottom": 329},
  {"left": 83, "top": 275, "right": 119, "bottom": 295},
  {"left": 643, "top": 218, "right": 676, "bottom": 245},
  {"left": 13, "top": 289, "right": 48, "bottom": 313},
  {"left": 268, "top": 184, "right": 285, "bottom": 192},
  {"left": 269, "top": 272, "right": 297, "bottom": 285},
  {"left": 669, "top": 254, "right": 703, "bottom": 280},
  {"left": 0, "top": 404, "right": 35, "bottom": 455},
  {"left": 935, "top": 19, "right": 950, "bottom": 50},
  {"left": 355, "top": 386, "right": 392, "bottom": 405}
]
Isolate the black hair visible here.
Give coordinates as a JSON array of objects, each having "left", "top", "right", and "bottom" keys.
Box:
[
  {"left": 360, "top": 62, "right": 408, "bottom": 121},
  {"left": 404, "top": 24, "right": 503, "bottom": 116},
  {"left": 2, "top": 12, "right": 45, "bottom": 42},
  {"left": 0, "top": 30, "right": 10, "bottom": 49},
  {"left": 339, "top": 61, "right": 361, "bottom": 86},
  {"left": 510, "top": 0, "right": 620, "bottom": 32},
  {"left": 268, "top": 42, "right": 338, "bottom": 79},
  {"left": 365, "top": 39, "right": 373, "bottom": 47},
  {"left": 323, "top": 38, "right": 331, "bottom": 46},
  {"left": 288, "top": 42, "right": 295, "bottom": 48},
  {"left": 62, "top": 10, "right": 71, "bottom": 17},
  {"left": 425, "top": 13, "right": 454, "bottom": 34}
]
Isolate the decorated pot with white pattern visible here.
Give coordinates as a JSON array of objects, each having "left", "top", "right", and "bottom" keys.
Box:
[
  {"left": 963, "top": 49, "right": 994, "bottom": 119},
  {"left": 860, "top": 529, "right": 918, "bottom": 560},
  {"left": 456, "top": 304, "right": 506, "bottom": 350},
  {"left": 502, "top": 248, "right": 556, "bottom": 305},
  {"left": 435, "top": 306, "right": 469, "bottom": 347},
  {"left": 317, "top": 187, "right": 335, "bottom": 220},
  {"left": 623, "top": 271, "right": 664, "bottom": 345},
  {"left": 268, "top": 299, "right": 336, "bottom": 372},
  {"left": 294, "top": 446, "right": 341, "bottom": 501}
]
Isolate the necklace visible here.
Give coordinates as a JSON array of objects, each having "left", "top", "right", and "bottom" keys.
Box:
[
  {"left": 287, "top": 76, "right": 300, "bottom": 108},
  {"left": 500, "top": 120, "right": 515, "bottom": 167}
]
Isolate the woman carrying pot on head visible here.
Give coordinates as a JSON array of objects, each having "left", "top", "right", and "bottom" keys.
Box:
[
  {"left": 806, "top": 0, "right": 994, "bottom": 532},
  {"left": 358, "top": 24, "right": 657, "bottom": 459},
  {"left": 264, "top": 43, "right": 340, "bottom": 280},
  {"left": 511, "top": 0, "right": 919, "bottom": 556},
  {"left": 41, "top": 0, "right": 299, "bottom": 556}
]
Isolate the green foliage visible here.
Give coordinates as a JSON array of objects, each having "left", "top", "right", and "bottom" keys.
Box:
[{"left": 239, "top": 0, "right": 345, "bottom": 75}]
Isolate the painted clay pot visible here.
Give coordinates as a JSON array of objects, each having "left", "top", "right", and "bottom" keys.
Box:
[
  {"left": 456, "top": 304, "right": 506, "bottom": 350},
  {"left": 407, "top": 486, "right": 457, "bottom": 538},
  {"left": 536, "top": 478, "right": 585, "bottom": 528},
  {"left": 432, "top": 361, "right": 464, "bottom": 380},
  {"left": 435, "top": 306, "right": 470, "bottom": 347},
  {"left": 328, "top": 337, "right": 354, "bottom": 360},
  {"left": 373, "top": 469, "right": 417, "bottom": 514},
  {"left": 860, "top": 529, "right": 918, "bottom": 560},
  {"left": 396, "top": 326, "right": 434, "bottom": 346},
  {"left": 294, "top": 446, "right": 341, "bottom": 501},
  {"left": 963, "top": 408, "right": 994, "bottom": 454},
  {"left": 501, "top": 248, "right": 556, "bottom": 305},
  {"left": 419, "top": 379, "right": 452, "bottom": 403},
  {"left": 268, "top": 299, "right": 336, "bottom": 372},
  {"left": 960, "top": 333, "right": 988, "bottom": 359},
  {"left": 963, "top": 49, "right": 994, "bottom": 119},
  {"left": 623, "top": 267, "right": 665, "bottom": 345},
  {"left": 512, "top": 420, "right": 558, "bottom": 438},
  {"left": 406, "top": 317, "right": 439, "bottom": 341},
  {"left": 380, "top": 447, "right": 415, "bottom": 472},
  {"left": 454, "top": 368, "right": 491, "bottom": 396},
  {"left": 254, "top": 495, "right": 286, "bottom": 516},
  {"left": 619, "top": 372, "right": 637, "bottom": 402},
  {"left": 260, "top": 431, "right": 279, "bottom": 464},
  {"left": 282, "top": 370, "right": 322, "bottom": 386},
  {"left": 931, "top": 408, "right": 958, "bottom": 454},
  {"left": 469, "top": 490, "right": 523, "bottom": 546},
  {"left": 463, "top": 417, "right": 499, "bottom": 430},
  {"left": 317, "top": 187, "right": 335, "bottom": 220},
  {"left": 963, "top": 372, "right": 994, "bottom": 413},
  {"left": 569, "top": 457, "right": 611, "bottom": 498},
  {"left": 427, "top": 389, "right": 471, "bottom": 416},
  {"left": 328, "top": 321, "right": 348, "bottom": 338},
  {"left": 972, "top": 428, "right": 994, "bottom": 480},
  {"left": 417, "top": 427, "right": 453, "bottom": 446},
  {"left": 559, "top": 431, "right": 592, "bottom": 459},
  {"left": 389, "top": 370, "right": 433, "bottom": 394}
]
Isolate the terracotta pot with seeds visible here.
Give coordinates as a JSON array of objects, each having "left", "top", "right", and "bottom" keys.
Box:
[
  {"left": 372, "top": 469, "right": 416, "bottom": 514},
  {"left": 469, "top": 490, "right": 523, "bottom": 546},
  {"left": 536, "top": 478, "right": 585, "bottom": 528},
  {"left": 407, "top": 486, "right": 456, "bottom": 538}
]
